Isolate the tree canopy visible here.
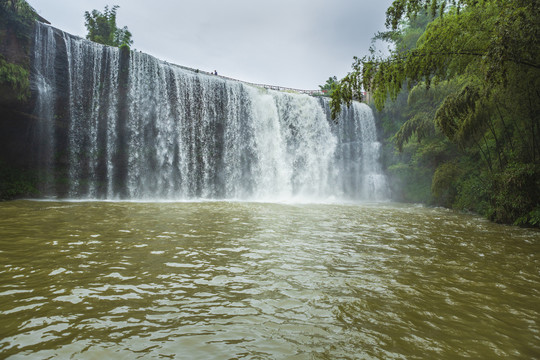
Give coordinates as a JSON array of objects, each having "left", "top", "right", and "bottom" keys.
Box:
[
  {"left": 84, "top": 5, "right": 133, "bottom": 48},
  {"left": 319, "top": 76, "right": 338, "bottom": 96},
  {"left": 333, "top": 0, "right": 540, "bottom": 226}
]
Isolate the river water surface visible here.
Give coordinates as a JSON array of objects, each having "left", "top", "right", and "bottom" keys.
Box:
[{"left": 0, "top": 201, "right": 539, "bottom": 359}]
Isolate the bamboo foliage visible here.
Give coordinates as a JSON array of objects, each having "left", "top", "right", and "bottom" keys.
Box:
[{"left": 336, "top": 0, "right": 540, "bottom": 225}]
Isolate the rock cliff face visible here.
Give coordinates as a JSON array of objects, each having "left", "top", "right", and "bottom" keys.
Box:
[{"left": 0, "top": 19, "right": 37, "bottom": 183}]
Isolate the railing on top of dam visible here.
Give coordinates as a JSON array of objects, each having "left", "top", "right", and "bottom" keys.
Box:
[
  {"left": 166, "top": 61, "right": 370, "bottom": 102},
  {"left": 219, "top": 75, "right": 328, "bottom": 97},
  {"left": 167, "top": 62, "right": 329, "bottom": 97}
]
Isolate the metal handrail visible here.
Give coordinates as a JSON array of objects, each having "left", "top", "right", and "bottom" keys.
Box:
[
  {"left": 167, "top": 63, "right": 328, "bottom": 97},
  {"left": 218, "top": 74, "right": 328, "bottom": 96}
]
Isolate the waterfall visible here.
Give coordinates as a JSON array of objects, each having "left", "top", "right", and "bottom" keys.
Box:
[{"left": 32, "top": 22, "right": 388, "bottom": 201}]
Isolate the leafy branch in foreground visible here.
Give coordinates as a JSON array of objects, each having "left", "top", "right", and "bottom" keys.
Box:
[{"left": 331, "top": 0, "right": 539, "bottom": 118}]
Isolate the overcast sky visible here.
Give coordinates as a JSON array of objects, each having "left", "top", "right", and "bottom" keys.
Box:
[{"left": 30, "top": 0, "right": 394, "bottom": 90}]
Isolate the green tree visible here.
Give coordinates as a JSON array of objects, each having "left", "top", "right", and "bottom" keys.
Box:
[
  {"left": 319, "top": 76, "right": 338, "bottom": 96},
  {"left": 84, "top": 5, "right": 133, "bottom": 48},
  {"left": 332, "top": 0, "right": 540, "bottom": 226}
]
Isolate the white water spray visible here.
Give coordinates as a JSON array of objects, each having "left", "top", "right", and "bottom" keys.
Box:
[{"left": 33, "top": 22, "right": 388, "bottom": 201}]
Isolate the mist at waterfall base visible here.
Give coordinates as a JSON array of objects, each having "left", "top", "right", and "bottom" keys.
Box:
[{"left": 32, "top": 22, "right": 388, "bottom": 202}]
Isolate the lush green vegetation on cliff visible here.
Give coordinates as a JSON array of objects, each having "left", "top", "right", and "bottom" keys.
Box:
[
  {"left": 0, "top": 0, "right": 41, "bottom": 200},
  {"left": 0, "top": 0, "right": 39, "bottom": 102},
  {"left": 0, "top": 0, "right": 36, "bottom": 37},
  {"left": 0, "top": 54, "right": 28, "bottom": 101},
  {"left": 332, "top": 0, "right": 540, "bottom": 226}
]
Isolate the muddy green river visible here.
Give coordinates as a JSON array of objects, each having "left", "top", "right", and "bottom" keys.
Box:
[{"left": 0, "top": 201, "right": 538, "bottom": 359}]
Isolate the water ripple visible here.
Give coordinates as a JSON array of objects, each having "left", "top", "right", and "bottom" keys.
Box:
[{"left": 0, "top": 201, "right": 539, "bottom": 359}]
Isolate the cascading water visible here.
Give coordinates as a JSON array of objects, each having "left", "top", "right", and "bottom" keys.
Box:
[{"left": 32, "top": 22, "right": 388, "bottom": 201}]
